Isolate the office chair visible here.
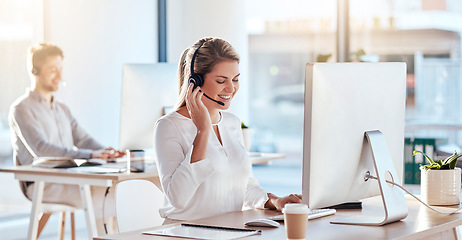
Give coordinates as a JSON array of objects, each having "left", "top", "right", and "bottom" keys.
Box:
[
  {"left": 19, "top": 181, "right": 77, "bottom": 240},
  {"left": 115, "top": 179, "right": 164, "bottom": 232}
]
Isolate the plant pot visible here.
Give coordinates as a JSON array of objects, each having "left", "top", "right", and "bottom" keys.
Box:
[
  {"left": 242, "top": 128, "right": 251, "bottom": 151},
  {"left": 421, "top": 167, "right": 461, "bottom": 206}
]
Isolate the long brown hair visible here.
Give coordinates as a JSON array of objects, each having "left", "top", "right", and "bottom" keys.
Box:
[{"left": 175, "top": 37, "right": 240, "bottom": 109}]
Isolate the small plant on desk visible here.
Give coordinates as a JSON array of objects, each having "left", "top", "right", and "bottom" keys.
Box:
[
  {"left": 414, "top": 150, "right": 462, "bottom": 206},
  {"left": 414, "top": 150, "right": 461, "bottom": 170},
  {"left": 241, "top": 122, "right": 251, "bottom": 151}
]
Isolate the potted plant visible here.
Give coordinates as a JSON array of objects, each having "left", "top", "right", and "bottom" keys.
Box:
[
  {"left": 414, "top": 150, "right": 462, "bottom": 205},
  {"left": 241, "top": 122, "right": 251, "bottom": 151}
]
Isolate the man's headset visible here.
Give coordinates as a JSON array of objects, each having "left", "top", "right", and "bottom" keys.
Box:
[
  {"left": 188, "top": 41, "right": 225, "bottom": 106},
  {"left": 31, "top": 66, "right": 67, "bottom": 87},
  {"left": 31, "top": 67, "right": 40, "bottom": 76}
]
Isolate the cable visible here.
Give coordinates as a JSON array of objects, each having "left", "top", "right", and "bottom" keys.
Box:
[
  {"left": 103, "top": 187, "right": 110, "bottom": 234},
  {"left": 367, "top": 175, "right": 462, "bottom": 215}
]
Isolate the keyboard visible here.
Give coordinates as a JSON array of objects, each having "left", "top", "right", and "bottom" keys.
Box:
[{"left": 267, "top": 208, "right": 336, "bottom": 221}]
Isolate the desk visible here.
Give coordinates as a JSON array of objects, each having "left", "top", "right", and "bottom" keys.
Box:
[
  {"left": 126, "top": 150, "right": 285, "bottom": 166},
  {"left": 94, "top": 196, "right": 462, "bottom": 240},
  {"left": 249, "top": 152, "right": 286, "bottom": 165},
  {"left": 0, "top": 165, "right": 159, "bottom": 240}
]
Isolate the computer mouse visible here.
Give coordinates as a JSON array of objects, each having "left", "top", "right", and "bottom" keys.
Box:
[{"left": 244, "top": 218, "right": 280, "bottom": 228}]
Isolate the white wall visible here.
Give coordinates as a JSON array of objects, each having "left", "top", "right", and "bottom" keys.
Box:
[
  {"left": 167, "top": 0, "right": 249, "bottom": 122},
  {"left": 43, "top": 0, "right": 157, "bottom": 147},
  {"left": 41, "top": 0, "right": 250, "bottom": 148}
]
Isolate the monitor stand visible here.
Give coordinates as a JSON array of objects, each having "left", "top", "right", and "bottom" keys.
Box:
[{"left": 330, "top": 130, "right": 408, "bottom": 226}]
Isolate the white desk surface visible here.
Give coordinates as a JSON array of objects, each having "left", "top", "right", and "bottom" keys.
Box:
[
  {"left": 0, "top": 165, "right": 158, "bottom": 185},
  {"left": 0, "top": 165, "right": 160, "bottom": 240},
  {"left": 249, "top": 152, "right": 286, "bottom": 165},
  {"left": 0, "top": 153, "right": 283, "bottom": 239},
  {"left": 94, "top": 194, "right": 462, "bottom": 240}
]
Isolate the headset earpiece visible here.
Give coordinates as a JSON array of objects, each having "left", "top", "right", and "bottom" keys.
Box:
[
  {"left": 31, "top": 67, "right": 40, "bottom": 76},
  {"left": 189, "top": 40, "right": 225, "bottom": 106},
  {"left": 189, "top": 73, "right": 203, "bottom": 90},
  {"left": 189, "top": 41, "right": 206, "bottom": 89}
]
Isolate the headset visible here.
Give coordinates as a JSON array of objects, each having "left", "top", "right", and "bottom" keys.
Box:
[
  {"left": 30, "top": 64, "right": 67, "bottom": 87},
  {"left": 31, "top": 67, "right": 40, "bottom": 76},
  {"left": 189, "top": 41, "right": 225, "bottom": 106}
]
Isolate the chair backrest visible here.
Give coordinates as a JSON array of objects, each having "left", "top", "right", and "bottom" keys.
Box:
[{"left": 115, "top": 179, "right": 164, "bottom": 232}]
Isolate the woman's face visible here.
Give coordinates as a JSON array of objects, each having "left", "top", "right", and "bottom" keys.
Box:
[{"left": 201, "top": 60, "right": 240, "bottom": 110}]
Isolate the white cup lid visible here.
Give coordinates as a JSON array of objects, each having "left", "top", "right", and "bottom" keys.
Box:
[{"left": 282, "top": 203, "right": 310, "bottom": 214}]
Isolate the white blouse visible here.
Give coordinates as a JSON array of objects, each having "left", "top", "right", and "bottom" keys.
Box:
[{"left": 154, "top": 111, "right": 268, "bottom": 220}]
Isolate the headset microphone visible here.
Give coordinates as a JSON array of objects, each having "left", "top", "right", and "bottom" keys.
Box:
[
  {"left": 189, "top": 41, "right": 225, "bottom": 106},
  {"left": 201, "top": 90, "right": 225, "bottom": 106}
]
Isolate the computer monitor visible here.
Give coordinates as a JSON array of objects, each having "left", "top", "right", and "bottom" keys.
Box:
[
  {"left": 119, "top": 63, "right": 178, "bottom": 151},
  {"left": 302, "top": 62, "right": 408, "bottom": 225}
]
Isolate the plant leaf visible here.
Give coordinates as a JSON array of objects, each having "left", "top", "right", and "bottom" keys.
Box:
[
  {"left": 443, "top": 152, "right": 461, "bottom": 166},
  {"left": 432, "top": 163, "right": 441, "bottom": 170},
  {"left": 448, "top": 154, "right": 461, "bottom": 169},
  {"left": 420, "top": 164, "right": 430, "bottom": 171},
  {"left": 420, "top": 162, "right": 440, "bottom": 170},
  {"left": 440, "top": 164, "right": 450, "bottom": 170},
  {"left": 413, "top": 150, "right": 435, "bottom": 164}
]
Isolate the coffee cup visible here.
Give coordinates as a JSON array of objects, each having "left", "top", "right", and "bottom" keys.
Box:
[{"left": 282, "top": 203, "right": 309, "bottom": 240}]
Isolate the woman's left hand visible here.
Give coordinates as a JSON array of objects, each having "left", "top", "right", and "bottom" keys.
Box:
[{"left": 265, "top": 193, "right": 302, "bottom": 211}]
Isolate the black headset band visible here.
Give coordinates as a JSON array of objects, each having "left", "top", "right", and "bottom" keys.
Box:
[{"left": 190, "top": 40, "right": 207, "bottom": 76}]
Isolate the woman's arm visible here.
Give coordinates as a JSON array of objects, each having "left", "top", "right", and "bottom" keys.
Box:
[
  {"left": 154, "top": 118, "right": 215, "bottom": 209},
  {"left": 265, "top": 193, "right": 303, "bottom": 211},
  {"left": 190, "top": 128, "right": 210, "bottom": 163},
  {"left": 244, "top": 176, "right": 302, "bottom": 211},
  {"left": 155, "top": 83, "right": 218, "bottom": 209},
  {"left": 186, "top": 83, "right": 212, "bottom": 163}
]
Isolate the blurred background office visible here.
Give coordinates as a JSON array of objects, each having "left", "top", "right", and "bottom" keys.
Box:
[{"left": 1, "top": 0, "right": 462, "bottom": 239}]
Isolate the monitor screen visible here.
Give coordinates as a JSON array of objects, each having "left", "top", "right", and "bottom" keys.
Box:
[
  {"left": 302, "top": 62, "right": 406, "bottom": 210},
  {"left": 119, "top": 63, "right": 178, "bottom": 151}
]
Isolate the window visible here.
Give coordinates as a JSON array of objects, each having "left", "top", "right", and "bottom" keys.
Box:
[{"left": 0, "top": 0, "right": 42, "bottom": 158}]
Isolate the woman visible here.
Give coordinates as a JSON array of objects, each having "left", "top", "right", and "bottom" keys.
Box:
[{"left": 154, "top": 37, "right": 301, "bottom": 221}]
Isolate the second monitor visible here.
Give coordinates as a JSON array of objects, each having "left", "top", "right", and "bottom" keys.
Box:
[
  {"left": 119, "top": 63, "right": 178, "bottom": 151},
  {"left": 302, "top": 62, "right": 407, "bottom": 225}
]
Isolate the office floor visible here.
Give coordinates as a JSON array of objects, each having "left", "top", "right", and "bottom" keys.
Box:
[{"left": 0, "top": 153, "right": 303, "bottom": 240}]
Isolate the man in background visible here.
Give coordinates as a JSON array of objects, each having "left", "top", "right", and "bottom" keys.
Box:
[{"left": 9, "top": 43, "right": 122, "bottom": 232}]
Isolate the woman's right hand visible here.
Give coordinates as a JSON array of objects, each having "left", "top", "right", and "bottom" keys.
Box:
[
  {"left": 185, "top": 83, "right": 212, "bottom": 132},
  {"left": 186, "top": 83, "right": 212, "bottom": 163}
]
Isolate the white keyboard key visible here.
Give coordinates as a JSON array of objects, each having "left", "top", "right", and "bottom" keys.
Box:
[{"left": 267, "top": 208, "right": 336, "bottom": 221}]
